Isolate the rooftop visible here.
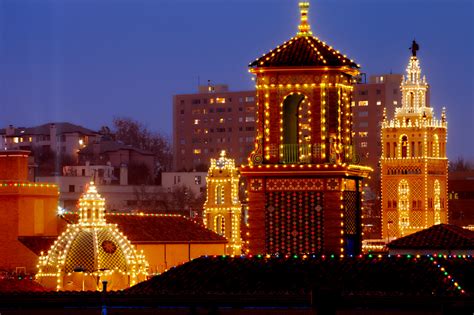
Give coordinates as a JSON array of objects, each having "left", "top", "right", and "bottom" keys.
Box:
[
  {"left": 0, "top": 122, "right": 97, "bottom": 137},
  {"left": 387, "top": 224, "right": 474, "bottom": 250}
]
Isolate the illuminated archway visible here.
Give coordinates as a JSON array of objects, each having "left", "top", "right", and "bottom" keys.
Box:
[
  {"left": 398, "top": 179, "right": 410, "bottom": 230},
  {"left": 434, "top": 180, "right": 441, "bottom": 224}
]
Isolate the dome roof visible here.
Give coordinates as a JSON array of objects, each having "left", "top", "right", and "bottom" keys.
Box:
[{"left": 37, "top": 183, "right": 147, "bottom": 291}]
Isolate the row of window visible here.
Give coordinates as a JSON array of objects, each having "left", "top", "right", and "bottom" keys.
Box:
[
  {"left": 387, "top": 199, "right": 445, "bottom": 209},
  {"left": 188, "top": 145, "right": 253, "bottom": 155},
  {"left": 192, "top": 116, "right": 255, "bottom": 125},
  {"left": 385, "top": 137, "right": 445, "bottom": 158},
  {"left": 187, "top": 136, "right": 255, "bottom": 145},
  {"left": 358, "top": 88, "right": 398, "bottom": 96},
  {"left": 353, "top": 100, "right": 397, "bottom": 107},
  {"left": 192, "top": 126, "right": 255, "bottom": 134},
  {"left": 180, "top": 96, "right": 255, "bottom": 106}
]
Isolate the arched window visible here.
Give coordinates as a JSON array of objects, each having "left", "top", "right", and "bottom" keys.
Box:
[
  {"left": 409, "top": 92, "right": 414, "bottom": 108},
  {"left": 215, "top": 216, "right": 225, "bottom": 236},
  {"left": 386, "top": 142, "right": 391, "bottom": 158},
  {"left": 433, "top": 134, "right": 439, "bottom": 157},
  {"left": 401, "top": 135, "right": 408, "bottom": 158},
  {"left": 398, "top": 180, "right": 410, "bottom": 228},
  {"left": 434, "top": 180, "right": 441, "bottom": 224},
  {"left": 281, "top": 93, "right": 309, "bottom": 163},
  {"left": 216, "top": 185, "right": 224, "bottom": 205}
]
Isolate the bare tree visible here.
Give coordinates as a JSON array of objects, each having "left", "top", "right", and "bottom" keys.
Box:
[
  {"left": 112, "top": 117, "right": 173, "bottom": 172},
  {"left": 449, "top": 157, "right": 474, "bottom": 172}
]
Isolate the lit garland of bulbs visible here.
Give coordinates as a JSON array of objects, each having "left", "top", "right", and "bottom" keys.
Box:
[
  {"left": 36, "top": 182, "right": 148, "bottom": 291},
  {"left": 203, "top": 151, "right": 242, "bottom": 255}
]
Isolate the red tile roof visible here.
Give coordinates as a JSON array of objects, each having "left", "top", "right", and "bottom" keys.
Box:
[
  {"left": 249, "top": 35, "right": 358, "bottom": 69},
  {"left": 63, "top": 212, "right": 227, "bottom": 244},
  {"left": 387, "top": 224, "right": 474, "bottom": 250},
  {"left": 18, "top": 236, "right": 58, "bottom": 256}
]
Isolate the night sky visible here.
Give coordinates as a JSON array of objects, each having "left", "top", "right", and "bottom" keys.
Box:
[{"left": 0, "top": 0, "right": 472, "bottom": 159}]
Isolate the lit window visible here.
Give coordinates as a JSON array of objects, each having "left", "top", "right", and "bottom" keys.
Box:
[
  {"left": 210, "top": 98, "right": 215, "bottom": 104},
  {"left": 245, "top": 106, "right": 255, "bottom": 112},
  {"left": 358, "top": 100, "right": 368, "bottom": 106},
  {"left": 376, "top": 101, "right": 382, "bottom": 106},
  {"left": 358, "top": 132, "right": 368, "bottom": 138},
  {"left": 361, "top": 142, "right": 368, "bottom": 148},
  {"left": 245, "top": 96, "right": 254, "bottom": 102},
  {"left": 13, "top": 137, "right": 19, "bottom": 143},
  {"left": 193, "top": 149, "right": 201, "bottom": 154},
  {"left": 78, "top": 139, "right": 84, "bottom": 146},
  {"left": 380, "top": 76, "right": 384, "bottom": 82},
  {"left": 219, "top": 118, "right": 225, "bottom": 123},
  {"left": 194, "top": 119, "right": 200, "bottom": 125},
  {"left": 245, "top": 116, "right": 255, "bottom": 122},
  {"left": 393, "top": 101, "right": 398, "bottom": 105},
  {"left": 351, "top": 101, "right": 355, "bottom": 107},
  {"left": 216, "top": 97, "right": 226, "bottom": 104}
]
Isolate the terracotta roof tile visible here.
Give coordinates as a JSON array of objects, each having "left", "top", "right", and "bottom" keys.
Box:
[
  {"left": 387, "top": 224, "right": 474, "bottom": 250},
  {"left": 62, "top": 212, "right": 227, "bottom": 243},
  {"left": 249, "top": 35, "right": 358, "bottom": 69}
]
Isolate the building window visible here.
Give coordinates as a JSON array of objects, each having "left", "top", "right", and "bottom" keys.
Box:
[
  {"left": 194, "top": 119, "right": 200, "bottom": 125},
  {"left": 215, "top": 216, "right": 225, "bottom": 235},
  {"left": 358, "top": 111, "right": 369, "bottom": 117},
  {"left": 359, "top": 122, "right": 368, "bottom": 128},
  {"left": 376, "top": 89, "right": 381, "bottom": 95},
  {"left": 194, "top": 176, "right": 202, "bottom": 185},
  {"left": 245, "top": 106, "right": 255, "bottom": 112},
  {"left": 216, "top": 97, "right": 226, "bottom": 104},
  {"left": 68, "top": 185, "right": 75, "bottom": 193},
  {"left": 219, "top": 118, "right": 225, "bottom": 123},
  {"left": 360, "top": 142, "right": 368, "bottom": 148},
  {"left": 359, "top": 90, "right": 367, "bottom": 96},
  {"left": 245, "top": 126, "right": 255, "bottom": 131},
  {"left": 358, "top": 132, "right": 368, "bottom": 138},
  {"left": 193, "top": 149, "right": 201, "bottom": 154},
  {"left": 376, "top": 101, "right": 382, "bottom": 106},
  {"left": 358, "top": 100, "right": 368, "bottom": 106},
  {"left": 351, "top": 101, "right": 355, "bottom": 107},
  {"left": 245, "top": 116, "right": 255, "bottom": 122},
  {"left": 393, "top": 101, "right": 398, "bottom": 105},
  {"left": 401, "top": 135, "right": 408, "bottom": 158},
  {"left": 245, "top": 96, "right": 254, "bottom": 102},
  {"left": 192, "top": 99, "right": 201, "bottom": 104}
]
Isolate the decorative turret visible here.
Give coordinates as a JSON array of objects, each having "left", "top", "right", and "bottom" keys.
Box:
[
  {"left": 381, "top": 42, "right": 448, "bottom": 240},
  {"left": 203, "top": 151, "right": 242, "bottom": 255}
]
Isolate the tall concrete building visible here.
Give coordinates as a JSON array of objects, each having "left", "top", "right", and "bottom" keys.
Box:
[
  {"left": 173, "top": 84, "right": 256, "bottom": 171},
  {"left": 352, "top": 74, "right": 403, "bottom": 191}
]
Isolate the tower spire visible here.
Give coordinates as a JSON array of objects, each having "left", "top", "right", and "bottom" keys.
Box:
[{"left": 297, "top": 2, "right": 312, "bottom": 36}]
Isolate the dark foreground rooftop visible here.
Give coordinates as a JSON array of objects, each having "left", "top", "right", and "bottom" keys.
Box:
[{"left": 0, "top": 255, "right": 472, "bottom": 314}]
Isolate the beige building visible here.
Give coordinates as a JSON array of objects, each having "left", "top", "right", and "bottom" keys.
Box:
[
  {"left": 161, "top": 171, "right": 207, "bottom": 196},
  {"left": 381, "top": 44, "right": 448, "bottom": 240},
  {"left": 0, "top": 123, "right": 99, "bottom": 161},
  {"left": 173, "top": 84, "right": 257, "bottom": 171}
]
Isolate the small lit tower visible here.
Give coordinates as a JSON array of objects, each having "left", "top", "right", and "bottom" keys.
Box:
[
  {"left": 381, "top": 41, "right": 448, "bottom": 240},
  {"left": 37, "top": 182, "right": 148, "bottom": 291},
  {"left": 240, "top": 2, "right": 371, "bottom": 255},
  {"left": 203, "top": 151, "right": 242, "bottom": 255}
]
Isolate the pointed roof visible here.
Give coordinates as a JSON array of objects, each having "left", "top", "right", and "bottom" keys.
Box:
[
  {"left": 387, "top": 224, "right": 474, "bottom": 250},
  {"left": 249, "top": 2, "right": 358, "bottom": 70}
]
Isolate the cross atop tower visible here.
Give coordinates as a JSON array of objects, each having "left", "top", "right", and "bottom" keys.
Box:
[{"left": 297, "top": 2, "right": 312, "bottom": 36}]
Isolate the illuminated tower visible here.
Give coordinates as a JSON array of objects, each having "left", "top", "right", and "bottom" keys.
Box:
[
  {"left": 203, "top": 151, "right": 242, "bottom": 255},
  {"left": 37, "top": 182, "right": 148, "bottom": 291},
  {"left": 381, "top": 41, "right": 448, "bottom": 240},
  {"left": 240, "top": 2, "right": 370, "bottom": 255}
]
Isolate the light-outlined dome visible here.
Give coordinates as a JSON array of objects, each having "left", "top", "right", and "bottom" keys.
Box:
[{"left": 36, "top": 183, "right": 148, "bottom": 291}]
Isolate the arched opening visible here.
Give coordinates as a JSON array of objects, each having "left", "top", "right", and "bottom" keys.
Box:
[
  {"left": 281, "top": 93, "right": 309, "bottom": 163},
  {"left": 401, "top": 135, "right": 408, "bottom": 158},
  {"left": 398, "top": 180, "right": 410, "bottom": 229},
  {"left": 434, "top": 180, "right": 441, "bottom": 224},
  {"left": 433, "top": 134, "right": 439, "bottom": 157},
  {"left": 216, "top": 185, "right": 224, "bottom": 205},
  {"left": 409, "top": 92, "right": 414, "bottom": 108},
  {"left": 215, "top": 216, "right": 225, "bottom": 236}
]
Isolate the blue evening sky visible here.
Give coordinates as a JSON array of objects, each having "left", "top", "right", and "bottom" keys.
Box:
[{"left": 0, "top": 0, "right": 472, "bottom": 159}]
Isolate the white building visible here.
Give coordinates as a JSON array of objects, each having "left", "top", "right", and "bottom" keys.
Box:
[{"left": 161, "top": 171, "right": 207, "bottom": 195}]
